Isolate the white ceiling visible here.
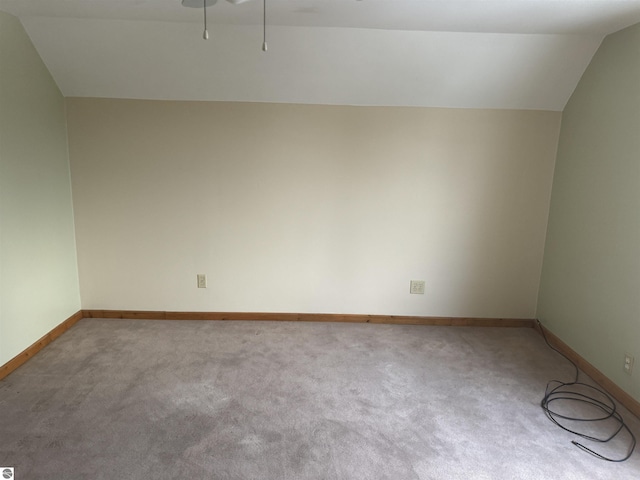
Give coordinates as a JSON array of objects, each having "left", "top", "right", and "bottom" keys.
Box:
[{"left": 2, "top": 1, "right": 640, "bottom": 110}]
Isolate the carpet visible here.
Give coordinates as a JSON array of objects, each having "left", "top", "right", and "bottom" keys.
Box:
[{"left": 0, "top": 319, "right": 638, "bottom": 479}]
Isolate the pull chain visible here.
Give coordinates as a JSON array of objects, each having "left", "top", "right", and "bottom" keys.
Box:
[
  {"left": 262, "top": 0, "right": 267, "bottom": 51},
  {"left": 203, "top": 0, "right": 209, "bottom": 40}
]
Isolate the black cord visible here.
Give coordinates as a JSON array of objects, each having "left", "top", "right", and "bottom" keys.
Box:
[{"left": 538, "top": 320, "right": 636, "bottom": 462}]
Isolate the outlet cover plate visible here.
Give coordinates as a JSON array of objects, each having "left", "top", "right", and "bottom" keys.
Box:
[
  {"left": 410, "top": 280, "right": 425, "bottom": 295},
  {"left": 624, "top": 354, "right": 634, "bottom": 375}
]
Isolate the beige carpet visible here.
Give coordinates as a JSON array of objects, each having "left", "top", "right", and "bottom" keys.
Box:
[{"left": 0, "top": 319, "right": 638, "bottom": 479}]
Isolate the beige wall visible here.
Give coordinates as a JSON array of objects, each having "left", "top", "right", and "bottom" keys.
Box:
[
  {"left": 538, "top": 23, "right": 640, "bottom": 402},
  {"left": 0, "top": 12, "right": 81, "bottom": 366},
  {"left": 67, "top": 98, "right": 560, "bottom": 318}
]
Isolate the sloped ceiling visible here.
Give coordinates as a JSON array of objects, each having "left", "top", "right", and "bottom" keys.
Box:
[{"left": 2, "top": 0, "right": 640, "bottom": 110}]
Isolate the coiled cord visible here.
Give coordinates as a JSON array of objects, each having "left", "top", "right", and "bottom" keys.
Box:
[{"left": 538, "top": 320, "right": 636, "bottom": 462}]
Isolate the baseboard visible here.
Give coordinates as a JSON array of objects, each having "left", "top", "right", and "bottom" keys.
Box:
[
  {"left": 83, "top": 309, "right": 535, "bottom": 327},
  {"left": 0, "top": 310, "right": 84, "bottom": 381},
  {"left": 534, "top": 321, "right": 640, "bottom": 419}
]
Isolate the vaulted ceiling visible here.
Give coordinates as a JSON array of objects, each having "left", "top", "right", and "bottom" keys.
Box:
[{"left": 2, "top": 0, "right": 640, "bottom": 110}]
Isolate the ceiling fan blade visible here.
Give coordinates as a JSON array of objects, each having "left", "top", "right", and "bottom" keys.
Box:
[{"left": 182, "top": 0, "right": 217, "bottom": 7}]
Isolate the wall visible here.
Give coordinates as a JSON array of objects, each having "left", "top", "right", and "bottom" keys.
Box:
[
  {"left": 67, "top": 98, "right": 560, "bottom": 318},
  {"left": 538, "top": 23, "right": 640, "bottom": 402},
  {"left": 0, "top": 12, "right": 81, "bottom": 366}
]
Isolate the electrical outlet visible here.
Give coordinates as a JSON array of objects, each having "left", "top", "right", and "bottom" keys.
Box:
[
  {"left": 624, "top": 354, "right": 634, "bottom": 375},
  {"left": 410, "top": 280, "right": 425, "bottom": 295},
  {"left": 197, "top": 274, "right": 207, "bottom": 289}
]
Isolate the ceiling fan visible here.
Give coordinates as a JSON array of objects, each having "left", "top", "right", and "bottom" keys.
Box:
[{"left": 182, "top": 0, "right": 268, "bottom": 51}]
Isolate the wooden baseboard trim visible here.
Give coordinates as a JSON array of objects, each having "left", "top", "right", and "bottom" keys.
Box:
[
  {"left": 0, "top": 310, "right": 84, "bottom": 381},
  {"left": 82, "top": 309, "right": 535, "bottom": 328},
  {"left": 534, "top": 321, "right": 640, "bottom": 419}
]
